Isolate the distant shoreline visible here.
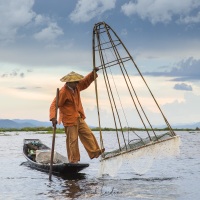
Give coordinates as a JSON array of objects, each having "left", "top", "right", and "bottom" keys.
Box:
[{"left": 0, "top": 126, "right": 199, "bottom": 133}]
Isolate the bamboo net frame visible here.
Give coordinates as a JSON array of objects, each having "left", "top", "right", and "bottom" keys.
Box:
[{"left": 92, "top": 22, "right": 176, "bottom": 161}]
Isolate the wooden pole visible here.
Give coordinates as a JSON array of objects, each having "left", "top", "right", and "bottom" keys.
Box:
[{"left": 49, "top": 88, "right": 59, "bottom": 181}]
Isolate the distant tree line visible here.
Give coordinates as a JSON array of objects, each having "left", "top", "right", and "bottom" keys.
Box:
[
  {"left": 0, "top": 126, "right": 199, "bottom": 133},
  {"left": 0, "top": 127, "right": 62, "bottom": 133}
]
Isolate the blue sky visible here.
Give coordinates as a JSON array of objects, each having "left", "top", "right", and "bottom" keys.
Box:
[{"left": 0, "top": 0, "right": 200, "bottom": 127}]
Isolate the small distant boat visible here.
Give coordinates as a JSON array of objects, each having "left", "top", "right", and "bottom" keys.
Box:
[{"left": 23, "top": 139, "right": 89, "bottom": 175}]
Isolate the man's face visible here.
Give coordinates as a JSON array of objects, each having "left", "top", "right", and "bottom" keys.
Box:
[{"left": 67, "top": 81, "right": 79, "bottom": 90}]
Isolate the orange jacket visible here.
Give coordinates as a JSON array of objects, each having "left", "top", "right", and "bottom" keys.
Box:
[{"left": 49, "top": 71, "right": 98, "bottom": 126}]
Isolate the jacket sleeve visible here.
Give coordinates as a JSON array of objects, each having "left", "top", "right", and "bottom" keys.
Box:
[
  {"left": 78, "top": 71, "right": 98, "bottom": 91},
  {"left": 49, "top": 87, "right": 66, "bottom": 120},
  {"left": 49, "top": 97, "right": 56, "bottom": 121}
]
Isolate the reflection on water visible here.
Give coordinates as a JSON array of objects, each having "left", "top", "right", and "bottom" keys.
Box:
[
  {"left": 0, "top": 131, "right": 199, "bottom": 200},
  {"left": 58, "top": 173, "right": 87, "bottom": 181},
  {"left": 45, "top": 175, "right": 180, "bottom": 199},
  {"left": 47, "top": 178, "right": 87, "bottom": 199}
]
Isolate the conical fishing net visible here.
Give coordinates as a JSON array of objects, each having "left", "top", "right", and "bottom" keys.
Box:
[
  {"left": 92, "top": 22, "right": 181, "bottom": 177},
  {"left": 99, "top": 134, "right": 180, "bottom": 177}
]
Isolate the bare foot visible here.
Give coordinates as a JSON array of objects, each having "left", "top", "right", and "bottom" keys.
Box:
[
  {"left": 95, "top": 148, "right": 105, "bottom": 158},
  {"left": 70, "top": 161, "right": 78, "bottom": 164}
]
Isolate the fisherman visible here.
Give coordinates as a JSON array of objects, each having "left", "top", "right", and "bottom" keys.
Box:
[{"left": 49, "top": 67, "right": 104, "bottom": 163}]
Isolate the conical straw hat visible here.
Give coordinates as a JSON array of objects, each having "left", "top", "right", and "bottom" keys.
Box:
[{"left": 60, "top": 71, "right": 84, "bottom": 82}]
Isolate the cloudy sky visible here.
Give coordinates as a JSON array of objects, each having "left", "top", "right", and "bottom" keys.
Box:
[{"left": 0, "top": 0, "right": 200, "bottom": 127}]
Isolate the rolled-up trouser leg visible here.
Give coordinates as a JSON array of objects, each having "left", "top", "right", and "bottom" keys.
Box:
[
  {"left": 65, "top": 125, "right": 80, "bottom": 163},
  {"left": 78, "top": 118, "right": 101, "bottom": 159}
]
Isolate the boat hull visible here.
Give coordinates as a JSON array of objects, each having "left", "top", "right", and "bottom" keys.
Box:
[{"left": 23, "top": 139, "right": 89, "bottom": 175}]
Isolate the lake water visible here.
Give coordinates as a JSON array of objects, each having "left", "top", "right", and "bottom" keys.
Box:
[{"left": 0, "top": 131, "right": 199, "bottom": 200}]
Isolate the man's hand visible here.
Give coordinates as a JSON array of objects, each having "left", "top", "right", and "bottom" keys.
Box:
[
  {"left": 93, "top": 67, "right": 99, "bottom": 72},
  {"left": 51, "top": 118, "right": 57, "bottom": 128}
]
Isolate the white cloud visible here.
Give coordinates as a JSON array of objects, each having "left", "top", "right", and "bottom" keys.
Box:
[
  {"left": 0, "top": 1, "right": 63, "bottom": 43},
  {"left": 121, "top": 0, "right": 200, "bottom": 24},
  {"left": 178, "top": 11, "right": 200, "bottom": 24},
  {"left": 163, "top": 93, "right": 200, "bottom": 124},
  {"left": 173, "top": 83, "right": 193, "bottom": 91},
  {"left": 33, "top": 22, "right": 64, "bottom": 41},
  {"left": 34, "top": 14, "right": 50, "bottom": 26},
  {"left": 69, "top": 0, "right": 116, "bottom": 23},
  {"left": 0, "top": 0, "right": 35, "bottom": 41},
  {"left": 143, "top": 57, "right": 200, "bottom": 81}
]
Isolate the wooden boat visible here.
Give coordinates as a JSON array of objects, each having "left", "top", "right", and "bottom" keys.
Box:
[{"left": 23, "top": 139, "right": 89, "bottom": 175}]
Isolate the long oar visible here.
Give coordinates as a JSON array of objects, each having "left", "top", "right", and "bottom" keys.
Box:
[{"left": 49, "top": 88, "right": 59, "bottom": 181}]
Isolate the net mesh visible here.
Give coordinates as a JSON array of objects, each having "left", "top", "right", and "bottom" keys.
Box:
[
  {"left": 93, "top": 22, "right": 181, "bottom": 178},
  {"left": 36, "top": 150, "right": 68, "bottom": 164},
  {"left": 98, "top": 134, "right": 180, "bottom": 177}
]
